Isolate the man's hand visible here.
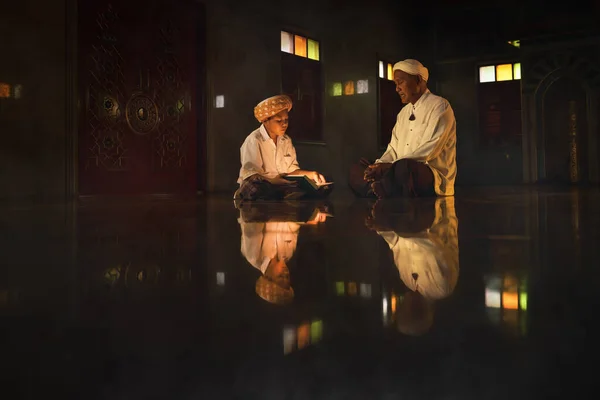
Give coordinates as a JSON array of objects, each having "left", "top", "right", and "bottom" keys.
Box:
[{"left": 364, "top": 163, "right": 393, "bottom": 182}]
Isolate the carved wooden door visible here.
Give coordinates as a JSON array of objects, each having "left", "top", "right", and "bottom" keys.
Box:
[{"left": 78, "top": 0, "right": 203, "bottom": 195}]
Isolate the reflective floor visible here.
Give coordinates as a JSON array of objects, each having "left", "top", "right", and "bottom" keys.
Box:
[{"left": 1, "top": 186, "right": 599, "bottom": 399}]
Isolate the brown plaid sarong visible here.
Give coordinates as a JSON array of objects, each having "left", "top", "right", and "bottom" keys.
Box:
[
  {"left": 235, "top": 175, "right": 333, "bottom": 201},
  {"left": 235, "top": 175, "right": 303, "bottom": 201}
]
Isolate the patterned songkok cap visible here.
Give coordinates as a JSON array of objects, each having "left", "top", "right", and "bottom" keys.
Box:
[{"left": 254, "top": 94, "right": 293, "bottom": 123}]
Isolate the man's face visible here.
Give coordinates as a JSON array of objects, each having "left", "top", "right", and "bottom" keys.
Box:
[
  {"left": 393, "top": 70, "right": 421, "bottom": 104},
  {"left": 263, "top": 110, "right": 289, "bottom": 137}
]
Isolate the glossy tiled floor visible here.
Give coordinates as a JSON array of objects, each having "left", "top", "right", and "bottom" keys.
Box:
[{"left": 1, "top": 186, "right": 599, "bottom": 399}]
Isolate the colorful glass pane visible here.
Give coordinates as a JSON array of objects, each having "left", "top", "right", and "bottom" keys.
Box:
[
  {"left": 294, "top": 35, "right": 307, "bottom": 57},
  {"left": 496, "top": 64, "right": 513, "bottom": 81},
  {"left": 502, "top": 291, "right": 519, "bottom": 310},
  {"left": 310, "top": 320, "right": 323, "bottom": 343},
  {"left": 513, "top": 63, "right": 521, "bottom": 80},
  {"left": 357, "top": 79, "right": 369, "bottom": 94},
  {"left": 479, "top": 65, "right": 495, "bottom": 83},
  {"left": 332, "top": 82, "right": 342, "bottom": 96},
  {"left": 307, "top": 39, "right": 319, "bottom": 61},
  {"left": 347, "top": 281, "right": 357, "bottom": 295},
  {"left": 343, "top": 81, "right": 355, "bottom": 96},
  {"left": 281, "top": 31, "right": 293, "bottom": 53},
  {"left": 0, "top": 82, "right": 10, "bottom": 98}
]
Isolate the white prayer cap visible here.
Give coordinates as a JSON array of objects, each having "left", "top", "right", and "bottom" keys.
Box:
[{"left": 393, "top": 59, "right": 429, "bottom": 82}]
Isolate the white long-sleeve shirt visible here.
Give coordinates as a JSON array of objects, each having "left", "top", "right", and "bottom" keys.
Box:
[
  {"left": 376, "top": 90, "right": 457, "bottom": 196},
  {"left": 239, "top": 220, "right": 300, "bottom": 273},
  {"left": 377, "top": 197, "right": 459, "bottom": 300},
  {"left": 237, "top": 125, "right": 301, "bottom": 184}
]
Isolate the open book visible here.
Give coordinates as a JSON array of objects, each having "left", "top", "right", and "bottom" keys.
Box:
[{"left": 285, "top": 174, "right": 334, "bottom": 192}]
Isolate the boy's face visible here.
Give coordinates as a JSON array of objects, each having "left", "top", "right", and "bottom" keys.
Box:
[
  {"left": 264, "top": 110, "right": 289, "bottom": 137},
  {"left": 266, "top": 258, "right": 291, "bottom": 289}
]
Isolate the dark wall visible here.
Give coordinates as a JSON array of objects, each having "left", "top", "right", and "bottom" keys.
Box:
[
  {"left": 204, "top": 0, "right": 408, "bottom": 192},
  {"left": 422, "top": 1, "right": 600, "bottom": 186},
  {"left": 434, "top": 59, "right": 523, "bottom": 186},
  {"left": 0, "top": 0, "right": 413, "bottom": 201},
  {"left": 421, "top": 7, "right": 523, "bottom": 186},
  {"left": 0, "top": 0, "right": 69, "bottom": 202}
]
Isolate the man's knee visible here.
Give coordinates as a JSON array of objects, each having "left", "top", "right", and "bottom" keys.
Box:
[
  {"left": 239, "top": 178, "right": 274, "bottom": 200},
  {"left": 392, "top": 159, "right": 436, "bottom": 197},
  {"left": 348, "top": 161, "right": 371, "bottom": 197},
  {"left": 392, "top": 159, "right": 411, "bottom": 179}
]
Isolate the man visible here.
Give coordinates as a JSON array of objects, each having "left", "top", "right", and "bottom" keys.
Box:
[
  {"left": 367, "top": 196, "right": 459, "bottom": 335},
  {"left": 349, "top": 59, "right": 457, "bottom": 198}
]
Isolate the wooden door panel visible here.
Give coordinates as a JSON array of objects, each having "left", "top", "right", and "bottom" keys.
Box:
[{"left": 78, "top": 0, "right": 201, "bottom": 195}]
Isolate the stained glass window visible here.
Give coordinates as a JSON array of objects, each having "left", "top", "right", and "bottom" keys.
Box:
[
  {"left": 0, "top": 82, "right": 10, "bottom": 98},
  {"left": 479, "top": 66, "right": 495, "bottom": 83},
  {"left": 282, "top": 32, "right": 323, "bottom": 141},
  {"left": 359, "top": 283, "right": 371, "bottom": 297},
  {"left": 390, "top": 294, "right": 397, "bottom": 314},
  {"left": 513, "top": 63, "right": 521, "bottom": 80},
  {"left": 294, "top": 35, "right": 307, "bottom": 58},
  {"left": 13, "top": 84, "right": 22, "bottom": 99},
  {"left": 519, "top": 291, "right": 527, "bottom": 310},
  {"left": 485, "top": 288, "right": 501, "bottom": 308},
  {"left": 502, "top": 291, "right": 519, "bottom": 309},
  {"left": 379, "top": 60, "right": 395, "bottom": 80},
  {"left": 357, "top": 79, "right": 369, "bottom": 94},
  {"left": 281, "top": 31, "right": 293, "bottom": 53},
  {"left": 347, "top": 282, "right": 357, "bottom": 295},
  {"left": 496, "top": 64, "right": 513, "bottom": 81},
  {"left": 332, "top": 82, "right": 342, "bottom": 96},
  {"left": 282, "top": 31, "right": 319, "bottom": 62},
  {"left": 310, "top": 320, "right": 323, "bottom": 343},
  {"left": 216, "top": 272, "right": 225, "bottom": 285},
  {"left": 307, "top": 39, "right": 319, "bottom": 61},
  {"left": 479, "top": 63, "right": 520, "bottom": 83},
  {"left": 283, "top": 326, "right": 296, "bottom": 354},
  {"left": 519, "top": 276, "right": 527, "bottom": 310},
  {"left": 379, "top": 59, "right": 401, "bottom": 148},
  {"left": 297, "top": 323, "right": 310, "bottom": 349},
  {"left": 343, "top": 81, "right": 355, "bottom": 96}
]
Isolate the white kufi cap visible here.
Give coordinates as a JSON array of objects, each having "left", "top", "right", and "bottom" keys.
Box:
[{"left": 393, "top": 59, "right": 429, "bottom": 82}]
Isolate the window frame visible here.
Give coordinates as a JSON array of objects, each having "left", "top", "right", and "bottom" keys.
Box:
[
  {"left": 476, "top": 61, "right": 523, "bottom": 148},
  {"left": 280, "top": 28, "right": 325, "bottom": 145},
  {"left": 377, "top": 57, "right": 403, "bottom": 151}
]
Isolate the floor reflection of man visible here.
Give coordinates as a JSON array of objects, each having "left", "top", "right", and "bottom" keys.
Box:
[
  {"left": 238, "top": 204, "right": 331, "bottom": 305},
  {"left": 367, "top": 197, "right": 459, "bottom": 335}
]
